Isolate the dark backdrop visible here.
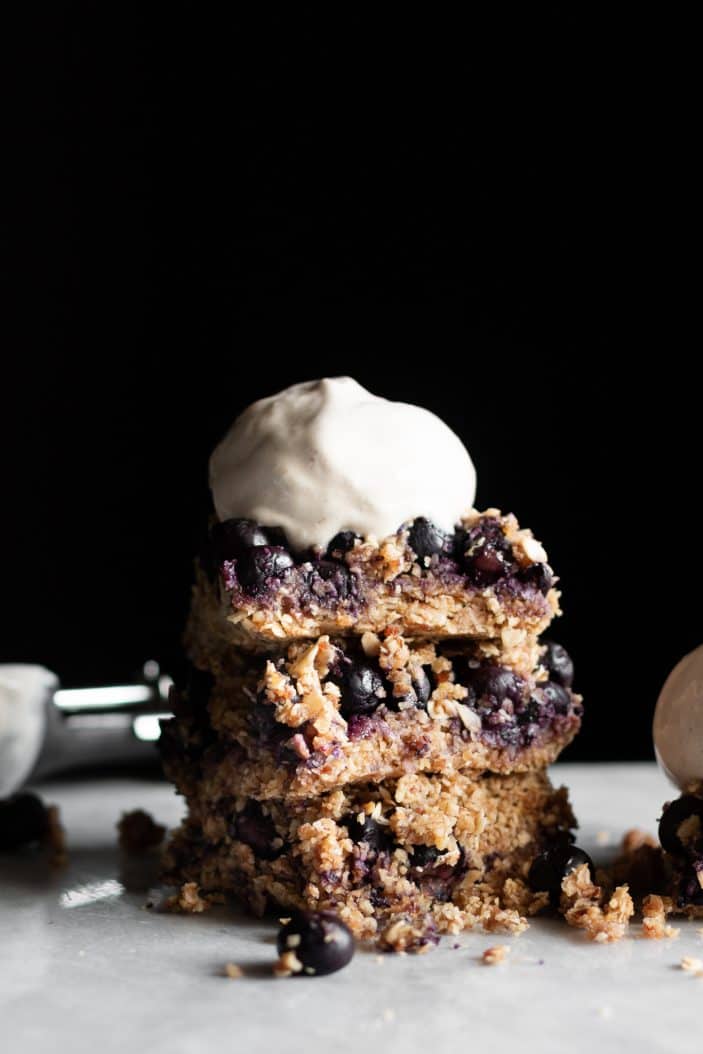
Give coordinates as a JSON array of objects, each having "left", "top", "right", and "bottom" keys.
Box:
[{"left": 5, "top": 9, "right": 698, "bottom": 761}]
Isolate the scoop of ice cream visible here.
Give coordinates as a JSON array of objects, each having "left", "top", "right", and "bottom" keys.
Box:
[
  {"left": 0, "top": 665, "right": 57, "bottom": 797},
  {"left": 209, "top": 377, "right": 477, "bottom": 551},
  {"left": 653, "top": 644, "right": 703, "bottom": 790}
]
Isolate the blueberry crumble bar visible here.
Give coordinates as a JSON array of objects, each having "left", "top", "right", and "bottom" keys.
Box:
[
  {"left": 189, "top": 510, "right": 559, "bottom": 653},
  {"left": 161, "top": 378, "right": 584, "bottom": 951}
]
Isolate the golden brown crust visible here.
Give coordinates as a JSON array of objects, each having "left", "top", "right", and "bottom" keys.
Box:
[{"left": 162, "top": 770, "right": 575, "bottom": 948}]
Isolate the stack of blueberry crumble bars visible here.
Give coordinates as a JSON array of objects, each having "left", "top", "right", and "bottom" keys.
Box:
[{"left": 161, "top": 378, "right": 583, "bottom": 950}]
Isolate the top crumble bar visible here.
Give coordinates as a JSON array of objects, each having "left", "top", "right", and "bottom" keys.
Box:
[{"left": 190, "top": 509, "right": 560, "bottom": 651}]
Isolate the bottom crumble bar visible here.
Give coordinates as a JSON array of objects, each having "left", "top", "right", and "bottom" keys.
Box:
[{"left": 163, "top": 769, "right": 575, "bottom": 950}]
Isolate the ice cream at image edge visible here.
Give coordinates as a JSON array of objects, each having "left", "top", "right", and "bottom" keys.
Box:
[
  {"left": 209, "top": 376, "right": 477, "bottom": 551},
  {"left": 653, "top": 644, "right": 703, "bottom": 790}
]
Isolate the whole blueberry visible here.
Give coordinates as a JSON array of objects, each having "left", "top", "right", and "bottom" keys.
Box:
[
  {"left": 210, "top": 518, "right": 272, "bottom": 561},
  {"left": 677, "top": 862, "right": 703, "bottom": 907},
  {"left": 467, "top": 665, "right": 525, "bottom": 705},
  {"left": 310, "top": 560, "right": 356, "bottom": 601},
  {"left": 541, "top": 680, "right": 572, "bottom": 715},
  {"left": 528, "top": 844, "right": 595, "bottom": 905},
  {"left": 410, "top": 844, "right": 440, "bottom": 870},
  {"left": 331, "top": 660, "right": 386, "bottom": 719},
  {"left": 519, "top": 562, "right": 554, "bottom": 594},
  {"left": 277, "top": 911, "right": 354, "bottom": 976},
  {"left": 346, "top": 813, "right": 392, "bottom": 852},
  {"left": 233, "top": 802, "right": 282, "bottom": 860},
  {"left": 235, "top": 546, "right": 294, "bottom": 593},
  {"left": 541, "top": 641, "right": 574, "bottom": 687},
  {"left": 407, "top": 518, "right": 449, "bottom": 563},
  {"left": 658, "top": 795, "right": 703, "bottom": 856},
  {"left": 326, "top": 531, "right": 360, "bottom": 560},
  {"left": 461, "top": 520, "right": 513, "bottom": 586},
  {"left": 0, "top": 793, "right": 48, "bottom": 851}
]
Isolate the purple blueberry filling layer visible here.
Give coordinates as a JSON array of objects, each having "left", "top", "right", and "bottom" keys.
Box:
[
  {"left": 248, "top": 640, "right": 580, "bottom": 764},
  {"left": 203, "top": 515, "right": 554, "bottom": 606}
]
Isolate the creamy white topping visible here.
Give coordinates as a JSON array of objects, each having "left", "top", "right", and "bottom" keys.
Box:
[
  {"left": 653, "top": 644, "right": 703, "bottom": 789},
  {"left": 209, "top": 377, "right": 476, "bottom": 550}
]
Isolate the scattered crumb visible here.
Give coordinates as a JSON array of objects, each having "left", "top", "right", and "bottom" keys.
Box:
[
  {"left": 561, "top": 864, "right": 634, "bottom": 942},
  {"left": 117, "top": 810, "right": 166, "bottom": 854},
  {"left": 597, "top": 1006, "right": 614, "bottom": 1020},
  {"left": 378, "top": 918, "right": 434, "bottom": 954},
  {"left": 482, "top": 944, "right": 510, "bottom": 965},
  {"left": 641, "top": 895, "right": 679, "bottom": 940},
  {"left": 596, "top": 831, "right": 611, "bottom": 847},
  {"left": 680, "top": 956, "right": 703, "bottom": 973},
  {"left": 273, "top": 950, "right": 303, "bottom": 977},
  {"left": 621, "top": 829, "right": 658, "bottom": 854},
  {"left": 224, "top": 962, "right": 244, "bottom": 979},
  {"left": 375, "top": 955, "right": 385, "bottom": 964},
  {"left": 44, "top": 804, "right": 67, "bottom": 868},
  {"left": 697, "top": 927, "right": 703, "bottom": 939},
  {"left": 164, "top": 882, "right": 212, "bottom": 914},
  {"left": 382, "top": 1009, "right": 396, "bottom": 1023}
]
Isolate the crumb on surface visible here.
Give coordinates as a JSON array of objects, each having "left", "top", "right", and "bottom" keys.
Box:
[
  {"left": 641, "top": 895, "right": 679, "bottom": 940},
  {"left": 482, "top": 944, "right": 509, "bottom": 965},
  {"left": 164, "top": 881, "right": 213, "bottom": 914},
  {"left": 117, "top": 809, "right": 166, "bottom": 854},
  {"left": 44, "top": 804, "right": 67, "bottom": 868},
  {"left": 561, "top": 864, "right": 634, "bottom": 942},
  {"left": 273, "top": 950, "right": 303, "bottom": 977},
  {"left": 595, "top": 831, "right": 611, "bottom": 846},
  {"left": 224, "top": 962, "right": 244, "bottom": 979},
  {"left": 680, "top": 956, "right": 703, "bottom": 973}
]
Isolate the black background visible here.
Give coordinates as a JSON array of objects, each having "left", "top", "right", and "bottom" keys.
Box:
[{"left": 5, "top": 10, "right": 699, "bottom": 761}]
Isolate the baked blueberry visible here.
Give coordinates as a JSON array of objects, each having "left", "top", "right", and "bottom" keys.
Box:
[
  {"left": 345, "top": 813, "right": 392, "bottom": 852},
  {"left": 233, "top": 802, "right": 283, "bottom": 860},
  {"left": 407, "top": 518, "right": 449, "bottom": 563},
  {"left": 658, "top": 795, "right": 703, "bottom": 856},
  {"left": 326, "top": 531, "right": 360, "bottom": 559},
  {"left": 541, "top": 680, "right": 572, "bottom": 715},
  {"left": 519, "top": 562, "right": 553, "bottom": 594},
  {"left": 541, "top": 641, "right": 574, "bottom": 688},
  {"left": 330, "top": 660, "right": 386, "bottom": 718},
  {"left": 410, "top": 844, "right": 440, "bottom": 870},
  {"left": 0, "top": 793, "right": 49, "bottom": 851},
  {"left": 235, "top": 546, "right": 294, "bottom": 593},
  {"left": 528, "top": 844, "right": 594, "bottom": 905},
  {"left": 277, "top": 911, "right": 354, "bottom": 976},
  {"left": 308, "top": 560, "right": 356, "bottom": 601},
  {"left": 461, "top": 520, "right": 514, "bottom": 586},
  {"left": 210, "top": 518, "right": 272, "bottom": 561},
  {"left": 467, "top": 665, "right": 525, "bottom": 705}
]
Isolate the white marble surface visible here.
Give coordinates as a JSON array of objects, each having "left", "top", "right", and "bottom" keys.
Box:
[{"left": 1, "top": 763, "right": 700, "bottom": 1054}]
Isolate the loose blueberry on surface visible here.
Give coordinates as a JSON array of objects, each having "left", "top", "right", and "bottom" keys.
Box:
[
  {"left": 233, "top": 802, "right": 283, "bottom": 860},
  {"left": 407, "top": 518, "right": 449, "bottom": 563},
  {"left": 235, "top": 546, "right": 294, "bottom": 593},
  {"left": 528, "top": 844, "right": 595, "bottom": 905},
  {"left": 326, "top": 531, "right": 361, "bottom": 560},
  {"left": 410, "top": 844, "right": 440, "bottom": 870},
  {"left": 276, "top": 911, "right": 354, "bottom": 976},
  {"left": 658, "top": 795, "right": 703, "bottom": 856},
  {"left": 345, "top": 813, "right": 392, "bottom": 852},
  {"left": 0, "top": 793, "right": 49, "bottom": 851},
  {"left": 519, "top": 562, "right": 553, "bottom": 594},
  {"left": 330, "top": 660, "right": 386, "bottom": 719},
  {"left": 540, "top": 680, "right": 572, "bottom": 715},
  {"left": 541, "top": 640, "right": 574, "bottom": 688}
]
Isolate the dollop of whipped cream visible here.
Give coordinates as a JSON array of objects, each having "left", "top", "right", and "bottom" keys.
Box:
[
  {"left": 653, "top": 644, "right": 703, "bottom": 790},
  {"left": 0, "top": 664, "right": 57, "bottom": 797},
  {"left": 209, "top": 377, "right": 476, "bottom": 551}
]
